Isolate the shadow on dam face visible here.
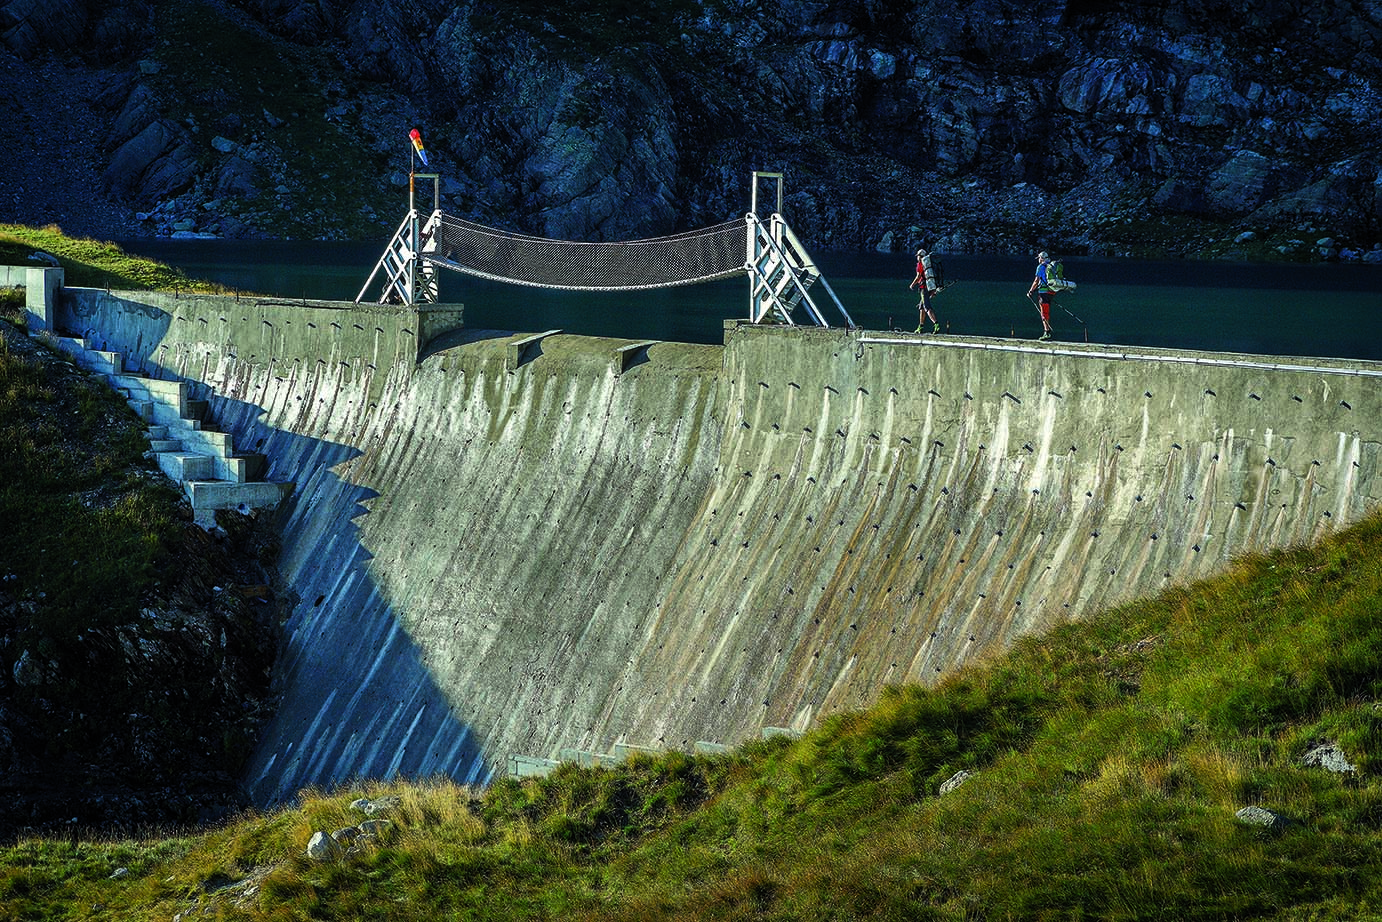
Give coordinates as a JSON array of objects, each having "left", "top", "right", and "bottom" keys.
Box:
[
  {"left": 237, "top": 428, "right": 490, "bottom": 803},
  {"left": 57, "top": 289, "right": 489, "bottom": 806},
  {"left": 198, "top": 390, "right": 495, "bottom": 805}
]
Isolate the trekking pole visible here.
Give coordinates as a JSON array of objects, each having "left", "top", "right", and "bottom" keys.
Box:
[
  {"left": 1024, "top": 293, "right": 1045, "bottom": 338},
  {"left": 1059, "top": 303, "right": 1086, "bottom": 325}
]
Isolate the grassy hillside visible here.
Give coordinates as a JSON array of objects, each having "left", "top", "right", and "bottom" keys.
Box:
[
  {"left": 0, "top": 510, "right": 1377, "bottom": 919},
  {"left": 2, "top": 224, "right": 1379, "bottom": 919},
  {"left": 0, "top": 224, "right": 228, "bottom": 293}
]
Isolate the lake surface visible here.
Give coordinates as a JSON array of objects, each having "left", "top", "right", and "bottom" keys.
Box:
[{"left": 115, "top": 239, "right": 1382, "bottom": 361}]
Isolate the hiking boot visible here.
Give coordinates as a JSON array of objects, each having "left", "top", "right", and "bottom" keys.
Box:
[
  {"left": 913, "top": 325, "right": 923, "bottom": 333},
  {"left": 1038, "top": 332, "right": 1051, "bottom": 341},
  {"left": 932, "top": 322, "right": 941, "bottom": 333}
]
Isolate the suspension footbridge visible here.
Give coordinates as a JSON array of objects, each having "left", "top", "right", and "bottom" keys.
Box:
[{"left": 356, "top": 172, "right": 855, "bottom": 329}]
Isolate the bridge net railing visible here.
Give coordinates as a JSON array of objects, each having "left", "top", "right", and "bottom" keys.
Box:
[{"left": 425, "top": 212, "right": 749, "bottom": 291}]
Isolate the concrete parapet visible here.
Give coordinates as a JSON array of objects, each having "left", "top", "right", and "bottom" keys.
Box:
[
  {"left": 613, "top": 340, "right": 658, "bottom": 375},
  {"left": 23, "top": 268, "right": 62, "bottom": 332},
  {"left": 506, "top": 329, "right": 562, "bottom": 371},
  {"left": 57, "top": 288, "right": 462, "bottom": 406}
]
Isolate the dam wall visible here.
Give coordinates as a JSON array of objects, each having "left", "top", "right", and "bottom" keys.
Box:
[{"left": 56, "top": 287, "right": 1382, "bottom": 802}]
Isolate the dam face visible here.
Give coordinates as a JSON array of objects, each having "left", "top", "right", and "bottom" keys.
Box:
[{"left": 60, "top": 291, "right": 1382, "bottom": 802}]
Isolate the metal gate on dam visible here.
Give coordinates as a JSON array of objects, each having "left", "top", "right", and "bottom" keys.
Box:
[{"left": 49, "top": 286, "right": 1382, "bottom": 804}]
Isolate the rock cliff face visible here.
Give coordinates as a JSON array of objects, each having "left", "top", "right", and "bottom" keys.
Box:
[{"left": 3, "top": 0, "right": 1380, "bottom": 258}]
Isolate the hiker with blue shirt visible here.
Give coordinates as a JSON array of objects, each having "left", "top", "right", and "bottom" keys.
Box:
[{"left": 1027, "top": 251, "right": 1056, "bottom": 341}]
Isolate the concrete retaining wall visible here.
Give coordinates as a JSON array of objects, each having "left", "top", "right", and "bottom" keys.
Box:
[
  {"left": 53, "top": 287, "right": 1382, "bottom": 803},
  {"left": 2, "top": 266, "right": 62, "bottom": 331}
]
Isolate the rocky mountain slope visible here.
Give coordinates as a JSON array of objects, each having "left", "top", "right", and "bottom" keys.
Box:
[{"left": 1, "top": 0, "right": 1380, "bottom": 259}]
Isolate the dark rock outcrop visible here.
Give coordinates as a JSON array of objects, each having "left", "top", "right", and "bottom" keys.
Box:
[
  {"left": 1, "top": 0, "right": 1380, "bottom": 257},
  {"left": 0, "top": 0, "right": 87, "bottom": 57},
  {"left": 103, "top": 118, "right": 199, "bottom": 200}
]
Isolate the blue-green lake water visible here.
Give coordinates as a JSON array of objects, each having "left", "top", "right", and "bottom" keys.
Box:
[{"left": 116, "top": 240, "right": 1382, "bottom": 361}]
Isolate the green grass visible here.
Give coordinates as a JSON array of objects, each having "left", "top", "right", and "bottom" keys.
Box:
[
  {"left": 2, "top": 510, "right": 1379, "bottom": 920},
  {"left": 0, "top": 319, "right": 185, "bottom": 645},
  {"left": 0, "top": 224, "right": 227, "bottom": 292}
]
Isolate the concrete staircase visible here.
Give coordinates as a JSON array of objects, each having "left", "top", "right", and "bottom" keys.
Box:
[{"left": 52, "top": 335, "right": 293, "bottom": 528}]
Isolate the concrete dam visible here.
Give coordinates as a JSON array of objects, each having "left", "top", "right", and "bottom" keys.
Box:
[{"left": 49, "top": 285, "right": 1382, "bottom": 804}]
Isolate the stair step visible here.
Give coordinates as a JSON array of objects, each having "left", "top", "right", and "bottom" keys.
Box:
[
  {"left": 185, "top": 479, "right": 294, "bottom": 528},
  {"left": 225, "top": 453, "right": 268, "bottom": 483},
  {"left": 127, "top": 398, "right": 154, "bottom": 423},
  {"left": 151, "top": 403, "right": 202, "bottom": 429},
  {"left": 177, "top": 427, "right": 235, "bottom": 455},
  {"left": 52, "top": 336, "right": 88, "bottom": 357},
  {"left": 156, "top": 451, "right": 215, "bottom": 481},
  {"left": 111, "top": 374, "right": 189, "bottom": 414},
  {"left": 54, "top": 337, "right": 295, "bottom": 530}
]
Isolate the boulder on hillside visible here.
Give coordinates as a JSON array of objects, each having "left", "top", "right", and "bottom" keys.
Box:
[
  {"left": 107, "top": 81, "right": 160, "bottom": 151},
  {"left": 1152, "top": 178, "right": 1206, "bottom": 214},
  {"left": 214, "top": 152, "right": 260, "bottom": 199},
  {"left": 1058, "top": 57, "right": 1160, "bottom": 118},
  {"left": 1205, "top": 150, "right": 1290, "bottom": 214},
  {"left": 1235, "top": 805, "right": 1291, "bottom": 830},
  {"left": 1250, "top": 157, "right": 1382, "bottom": 232},
  {"left": 1300, "top": 742, "right": 1358, "bottom": 775},
  {"left": 103, "top": 118, "right": 199, "bottom": 201},
  {"left": 0, "top": 0, "right": 87, "bottom": 57},
  {"left": 305, "top": 830, "right": 343, "bottom": 861}
]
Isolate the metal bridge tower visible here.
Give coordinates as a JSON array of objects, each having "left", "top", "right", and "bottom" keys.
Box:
[
  {"left": 745, "top": 171, "right": 853, "bottom": 328},
  {"left": 356, "top": 171, "right": 440, "bottom": 306}
]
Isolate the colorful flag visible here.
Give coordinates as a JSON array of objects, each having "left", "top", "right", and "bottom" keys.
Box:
[{"left": 409, "top": 128, "right": 429, "bottom": 167}]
